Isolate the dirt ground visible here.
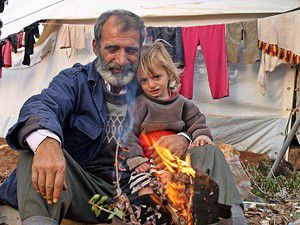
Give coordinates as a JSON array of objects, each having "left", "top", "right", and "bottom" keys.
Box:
[
  {"left": 289, "top": 145, "right": 300, "bottom": 170},
  {"left": 0, "top": 138, "right": 18, "bottom": 184}
]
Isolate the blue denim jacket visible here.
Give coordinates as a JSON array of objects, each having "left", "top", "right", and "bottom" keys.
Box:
[
  {"left": 6, "top": 59, "right": 140, "bottom": 166},
  {"left": 1, "top": 60, "right": 140, "bottom": 208}
]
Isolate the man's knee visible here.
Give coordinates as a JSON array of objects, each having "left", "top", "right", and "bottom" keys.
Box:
[{"left": 187, "top": 144, "right": 225, "bottom": 159}]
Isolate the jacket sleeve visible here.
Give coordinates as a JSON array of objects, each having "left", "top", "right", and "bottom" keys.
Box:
[
  {"left": 121, "top": 99, "right": 148, "bottom": 168},
  {"left": 182, "top": 99, "right": 213, "bottom": 141},
  {"left": 6, "top": 70, "right": 79, "bottom": 150}
]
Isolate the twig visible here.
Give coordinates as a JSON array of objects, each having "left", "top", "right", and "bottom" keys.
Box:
[
  {"left": 115, "top": 138, "right": 121, "bottom": 196},
  {"left": 241, "top": 162, "right": 269, "bottom": 195},
  {"left": 88, "top": 200, "right": 115, "bottom": 214},
  {"left": 241, "top": 161, "right": 283, "bottom": 202},
  {"left": 115, "top": 138, "right": 138, "bottom": 224}
]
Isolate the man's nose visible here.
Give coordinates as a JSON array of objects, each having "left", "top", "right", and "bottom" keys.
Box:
[{"left": 115, "top": 49, "right": 128, "bottom": 66}]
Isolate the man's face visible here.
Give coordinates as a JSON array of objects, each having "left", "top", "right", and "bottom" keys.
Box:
[{"left": 93, "top": 17, "right": 140, "bottom": 87}]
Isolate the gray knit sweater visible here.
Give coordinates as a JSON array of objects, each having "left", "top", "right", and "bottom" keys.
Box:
[{"left": 121, "top": 92, "right": 212, "bottom": 170}]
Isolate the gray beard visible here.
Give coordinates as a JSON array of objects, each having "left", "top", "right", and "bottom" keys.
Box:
[{"left": 95, "top": 53, "right": 138, "bottom": 87}]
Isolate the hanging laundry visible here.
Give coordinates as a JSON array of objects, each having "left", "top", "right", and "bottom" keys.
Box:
[
  {"left": 60, "top": 24, "right": 86, "bottom": 50},
  {"left": 146, "top": 27, "right": 184, "bottom": 66},
  {"left": 226, "top": 20, "right": 260, "bottom": 64},
  {"left": 0, "top": 19, "right": 3, "bottom": 37},
  {"left": 2, "top": 39, "right": 12, "bottom": 68},
  {"left": 7, "top": 32, "right": 23, "bottom": 53},
  {"left": 0, "top": 41, "right": 4, "bottom": 78},
  {"left": 180, "top": 24, "right": 229, "bottom": 99},
  {"left": 257, "top": 53, "right": 286, "bottom": 95},
  {"left": 22, "top": 22, "right": 40, "bottom": 66},
  {"left": 257, "top": 10, "right": 300, "bottom": 94},
  {"left": 0, "top": 0, "right": 7, "bottom": 13}
]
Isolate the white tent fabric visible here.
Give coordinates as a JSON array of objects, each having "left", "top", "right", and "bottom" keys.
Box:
[
  {"left": 0, "top": 21, "right": 295, "bottom": 157},
  {"left": 1, "top": 0, "right": 300, "bottom": 37}
]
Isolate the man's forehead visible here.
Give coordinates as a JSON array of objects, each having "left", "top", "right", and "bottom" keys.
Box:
[{"left": 100, "top": 16, "right": 140, "bottom": 45}]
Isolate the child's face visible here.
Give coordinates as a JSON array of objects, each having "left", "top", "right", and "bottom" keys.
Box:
[{"left": 138, "top": 65, "right": 170, "bottom": 100}]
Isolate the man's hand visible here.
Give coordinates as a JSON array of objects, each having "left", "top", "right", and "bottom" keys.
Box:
[
  {"left": 150, "top": 134, "right": 189, "bottom": 170},
  {"left": 32, "top": 137, "right": 67, "bottom": 205}
]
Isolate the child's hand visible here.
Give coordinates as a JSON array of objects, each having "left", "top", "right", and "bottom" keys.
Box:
[
  {"left": 191, "top": 135, "right": 213, "bottom": 148},
  {"left": 135, "top": 162, "right": 150, "bottom": 173}
]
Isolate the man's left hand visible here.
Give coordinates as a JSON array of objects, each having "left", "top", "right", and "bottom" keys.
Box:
[{"left": 150, "top": 134, "right": 189, "bottom": 170}]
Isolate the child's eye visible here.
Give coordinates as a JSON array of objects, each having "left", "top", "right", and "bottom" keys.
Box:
[{"left": 153, "top": 75, "right": 161, "bottom": 80}]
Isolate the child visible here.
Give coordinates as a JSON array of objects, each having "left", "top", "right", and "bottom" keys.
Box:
[
  {"left": 121, "top": 41, "right": 213, "bottom": 185},
  {"left": 121, "top": 42, "right": 246, "bottom": 224}
]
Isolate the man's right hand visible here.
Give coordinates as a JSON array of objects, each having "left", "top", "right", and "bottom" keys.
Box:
[{"left": 32, "top": 137, "right": 67, "bottom": 204}]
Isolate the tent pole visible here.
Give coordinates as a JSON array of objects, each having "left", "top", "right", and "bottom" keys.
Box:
[
  {"left": 267, "top": 92, "right": 300, "bottom": 178},
  {"left": 268, "top": 66, "right": 299, "bottom": 178}
]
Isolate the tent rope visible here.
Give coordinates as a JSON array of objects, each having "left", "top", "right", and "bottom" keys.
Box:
[{"left": 3, "top": 0, "right": 64, "bottom": 27}]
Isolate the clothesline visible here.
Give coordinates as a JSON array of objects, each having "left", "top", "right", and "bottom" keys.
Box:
[
  {"left": 40, "top": 22, "right": 95, "bottom": 26},
  {"left": 2, "top": 0, "right": 64, "bottom": 27}
]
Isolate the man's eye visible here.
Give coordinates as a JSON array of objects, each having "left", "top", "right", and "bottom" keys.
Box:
[
  {"left": 126, "top": 47, "right": 139, "bottom": 55},
  {"left": 106, "top": 46, "right": 119, "bottom": 54}
]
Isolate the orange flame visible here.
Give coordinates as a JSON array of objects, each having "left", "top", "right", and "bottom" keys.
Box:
[{"left": 150, "top": 137, "right": 195, "bottom": 225}]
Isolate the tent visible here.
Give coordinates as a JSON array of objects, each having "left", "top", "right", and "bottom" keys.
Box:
[{"left": 1, "top": 0, "right": 300, "bottom": 158}]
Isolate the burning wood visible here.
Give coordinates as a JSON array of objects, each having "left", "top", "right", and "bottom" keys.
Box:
[
  {"left": 151, "top": 141, "right": 231, "bottom": 225},
  {"left": 151, "top": 143, "right": 195, "bottom": 225}
]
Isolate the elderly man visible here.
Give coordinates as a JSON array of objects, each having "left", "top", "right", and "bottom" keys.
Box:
[{"left": 5, "top": 10, "right": 245, "bottom": 225}]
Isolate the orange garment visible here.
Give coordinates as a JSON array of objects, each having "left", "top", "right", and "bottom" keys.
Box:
[{"left": 139, "top": 130, "right": 176, "bottom": 158}]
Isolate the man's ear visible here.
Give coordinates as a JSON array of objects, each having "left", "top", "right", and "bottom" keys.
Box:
[{"left": 92, "top": 39, "right": 98, "bottom": 55}]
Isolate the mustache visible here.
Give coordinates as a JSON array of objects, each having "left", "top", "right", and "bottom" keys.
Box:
[
  {"left": 108, "top": 62, "right": 133, "bottom": 73},
  {"left": 97, "top": 53, "right": 136, "bottom": 74}
]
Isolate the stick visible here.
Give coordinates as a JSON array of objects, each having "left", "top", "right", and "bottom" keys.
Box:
[
  {"left": 268, "top": 114, "right": 300, "bottom": 178},
  {"left": 115, "top": 139, "right": 121, "bottom": 196}
]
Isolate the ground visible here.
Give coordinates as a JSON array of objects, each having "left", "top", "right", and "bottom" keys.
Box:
[{"left": 0, "top": 138, "right": 18, "bottom": 185}]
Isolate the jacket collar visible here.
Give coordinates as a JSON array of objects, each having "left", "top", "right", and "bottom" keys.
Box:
[{"left": 87, "top": 59, "right": 100, "bottom": 85}]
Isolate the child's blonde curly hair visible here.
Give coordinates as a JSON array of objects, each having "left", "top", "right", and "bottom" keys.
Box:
[{"left": 139, "top": 41, "right": 182, "bottom": 90}]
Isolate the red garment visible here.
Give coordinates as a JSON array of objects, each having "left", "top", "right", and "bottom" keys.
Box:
[
  {"left": 139, "top": 130, "right": 176, "bottom": 158},
  {"left": 180, "top": 25, "right": 229, "bottom": 99},
  {"left": 16, "top": 32, "right": 23, "bottom": 49},
  {"left": 2, "top": 40, "right": 12, "bottom": 68}
]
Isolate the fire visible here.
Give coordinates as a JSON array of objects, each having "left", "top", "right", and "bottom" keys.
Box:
[{"left": 152, "top": 142, "right": 195, "bottom": 225}]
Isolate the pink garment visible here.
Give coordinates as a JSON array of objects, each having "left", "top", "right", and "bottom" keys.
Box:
[
  {"left": 16, "top": 32, "right": 24, "bottom": 49},
  {"left": 180, "top": 25, "right": 229, "bottom": 99},
  {"left": 2, "top": 40, "right": 12, "bottom": 68}
]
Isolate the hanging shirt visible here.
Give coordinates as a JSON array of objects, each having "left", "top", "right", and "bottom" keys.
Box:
[
  {"left": 226, "top": 20, "right": 260, "bottom": 64},
  {"left": 22, "top": 22, "right": 40, "bottom": 66},
  {"left": 60, "top": 24, "right": 86, "bottom": 50},
  {"left": 146, "top": 27, "right": 184, "bottom": 66},
  {"left": 257, "top": 10, "right": 300, "bottom": 94},
  {"left": 2, "top": 39, "right": 12, "bottom": 68}
]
